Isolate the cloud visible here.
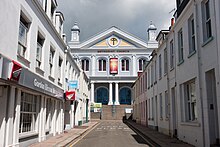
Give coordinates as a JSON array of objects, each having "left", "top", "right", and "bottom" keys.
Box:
[{"left": 57, "top": 0, "right": 176, "bottom": 42}]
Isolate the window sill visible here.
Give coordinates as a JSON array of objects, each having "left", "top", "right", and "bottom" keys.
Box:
[
  {"left": 180, "top": 121, "right": 200, "bottom": 127},
  {"left": 177, "top": 60, "right": 184, "bottom": 66},
  {"left": 165, "top": 117, "right": 169, "bottom": 121},
  {"left": 164, "top": 73, "right": 167, "bottom": 77},
  {"left": 154, "top": 81, "right": 157, "bottom": 85},
  {"left": 151, "top": 84, "right": 153, "bottom": 87},
  {"left": 170, "top": 67, "right": 174, "bottom": 71},
  {"left": 188, "top": 50, "right": 196, "bottom": 58},
  {"left": 48, "top": 75, "right": 55, "bottom": 82},
  {"left": 19, "top": 131, "right": 38, "bottom": 139},
  {"left": 159, "top": 76, "right": 162, "bottom": 80},
  {"left": 35, "top": 67, "right": 45, "bottom": 76},
  {"left": 17, "top": 54, "right": 30, "bottom": 67},
  {"left": 202, "top": 36, "right": 214, "bottom": 47}
]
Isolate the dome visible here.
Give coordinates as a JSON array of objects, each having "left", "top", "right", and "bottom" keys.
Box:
[
  {"left": 148, "top": 22, "right": 156, "bottom": 30},
  {"left": 71, "top": 22, "right": 80, "bottom": 32}
]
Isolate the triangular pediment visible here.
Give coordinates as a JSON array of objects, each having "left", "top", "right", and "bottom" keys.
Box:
[
  {"left": 69, "top": 26, "right": 149, "bottom": 49},
  {"left": 92, "top": 35, "right": 136, "bottom": 48}
]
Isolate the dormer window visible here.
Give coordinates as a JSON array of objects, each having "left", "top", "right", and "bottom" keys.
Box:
[{"left": 51, "top": 0, "right": 57, "bottom": 21}]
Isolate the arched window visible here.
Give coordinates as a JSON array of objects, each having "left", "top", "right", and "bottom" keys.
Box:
[
  {"left": 98, "top": 59, "right": 106, "bottom": 71},
  {"left": 81, "top": 59, "right": 89, "bottom": 71},
  {"left": 139, "top": 58, "right": 147, "bottom": 71},
  {"left": 121, "top": 59, "right": 129, "bottom": 71}
]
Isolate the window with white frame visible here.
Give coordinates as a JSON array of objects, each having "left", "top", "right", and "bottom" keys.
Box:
[
  {"left": 49, "top": 47, "right": 55, "bottom": 76},
  {"left": 148, "top": 68, "right": 150, "bottom": 88},
  {"left": 98, "top": 59, "right": 106, "bottom": 71},
  {"left": 170, "top": 40, "right": 174, "bottom": 69},
  {"left": 159, "top": 55, "right": 162, "bottom": 78},
  {"left": 165, "top": 91, "right": 169, "bottom": 118},
  {"left": 18, "top": 12, "right": 31, "bottom": 58},
  {"left": 50, "top": 0, "right": 56, "bottom": 22},
  {"left": 19, "top": 92, "right": 38, "bottom": 133},
  {"left": 160, "top": 93, "right": 163, "bottom": 118},
  {"left": 154, "top": 60, "right": 157, "bottom": 83},
  {"left": 121, "top": 59, "right": 129, "bottom": 71},
  {"left": 58, "top": 57, "right": 63, "bottom": 82},
  {"left": 148, "top": 99, "right": 150, "bottom": 119},
  {"left": 188, "top": 15, "right": 196, "bottom": 54},
  {"left": 151, "top": 97, "right": 154, "bottom": 119},
  {"left": 184, "top": 79, "right": 197, "bottom": 121},
  {"left": 145, "top": 72, "right": 147, "bottom": 90},
  {"left": 202, "top": 0, "right": 212, "bottom": 41},
  {"left": 81, "top": 59, "right": 89, "bottom": 71},
  {"left": 151, "top": 65, "right": 153, "bottom": 86},
  {"left": 164, "top": 48, "right": 168, "bottom": 75},
  {"left": 178, "top": 29, "right": 184, "bottom": 63},
  {"left": 138, "top": 58, "right": 147, "bottom": 71},
  {"left": 36, "top": 32, "right": 44, "bottom": 68}
]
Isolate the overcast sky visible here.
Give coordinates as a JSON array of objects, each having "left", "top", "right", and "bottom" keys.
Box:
[{"left": 57, "top": 0, "right": 176, "bottom": 42}]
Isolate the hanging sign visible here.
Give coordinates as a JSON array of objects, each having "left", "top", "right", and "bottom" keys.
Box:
[
  {"left": 9, "top": 60, "right": 22, "bottom": 82},
  {"left": 65, "top": 91, "right": 76, "bottom": 101},
  {"left": 110, "top": 58, "right": 118, "bottom": 74}
]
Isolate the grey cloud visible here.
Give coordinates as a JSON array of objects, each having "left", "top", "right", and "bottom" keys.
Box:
[{"left": 57, "top": 0, "right": 176, "bottom": 42}]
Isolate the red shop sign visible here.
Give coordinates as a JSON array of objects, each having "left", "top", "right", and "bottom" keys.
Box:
[
  {"left": 9, "top": 60, "right": 22, "bottom": 82},
  {"left": 65, "top": 91, "right": 76, "bottom": 101}
]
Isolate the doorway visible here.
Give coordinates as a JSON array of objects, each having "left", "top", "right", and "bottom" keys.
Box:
[{"left": 205, "top": 69, "right": 219, "bottom": 145}]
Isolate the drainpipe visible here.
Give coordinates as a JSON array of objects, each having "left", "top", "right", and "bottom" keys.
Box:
[
  {"left": 194, "top": 0, "right": 205, "bottom": 146},
  {"left": 165, "top": 36, "right": 171, "bottom": 136}
]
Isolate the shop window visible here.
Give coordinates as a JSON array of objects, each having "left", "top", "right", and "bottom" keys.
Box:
[{"left": 19, "top": 92, "right": 38, "bottom": 133}]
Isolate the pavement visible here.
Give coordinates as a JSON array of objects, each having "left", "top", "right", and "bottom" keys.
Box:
[
  {"left": 30, "top": 119, "right": 194, "bottom": 147},
  {"left": 125, "top": 119, "right": 194, "bottom": 147},
  {"left": 30, "top": 121, "right": 99, "bottom": 147}
]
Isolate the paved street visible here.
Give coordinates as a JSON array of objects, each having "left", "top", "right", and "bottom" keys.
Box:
[{"left": 72, "top": 120, "right": 150, "bottom": 147}]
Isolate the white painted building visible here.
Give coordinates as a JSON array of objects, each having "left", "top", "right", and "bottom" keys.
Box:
[
  {"left": 68, "top": 23, "right": 158, "bottom": 107},
  {"left": 133, "top": 0, "right": 220, "bottom": 146},
  {"left": 0, "top": 0, "right": 90, "bottom": 146}
]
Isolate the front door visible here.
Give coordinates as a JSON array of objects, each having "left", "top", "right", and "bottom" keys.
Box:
[{"left": 205, "top": 69, "right": 219, "bottom": 145}]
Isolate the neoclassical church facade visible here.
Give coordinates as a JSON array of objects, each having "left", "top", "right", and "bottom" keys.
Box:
[{"left": 68, "top": 23, "right": 158, "bottom": 105}]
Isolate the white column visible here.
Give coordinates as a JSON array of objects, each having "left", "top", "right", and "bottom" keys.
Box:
[
  {"left": 108, "top": 82, "right": 113, "bottom": 105},
  {"left": 5, "top": 86, "right": 16, "bottom": 146},
  {"left": 115, "top": 82, "right": 120, "bottom": 105},
  {"left": 132, "top": 55, "right": 137, "bottom": 76},
  {"left": 91, "top": 55, "right": 95, "bottom": 76},
  {"left": 38, "top": 96, "right": 45, "bottom": 142},
  {"left": 90, "top": 82, "right": 94, "bottom": 103},
  {"left": 12, "top": 88, "right": 21, "bottom": 147}
]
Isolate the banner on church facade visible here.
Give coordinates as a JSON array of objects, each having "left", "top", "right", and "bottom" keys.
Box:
[{"left": 110, "top": 58, "right": 118, "bottom": 74}]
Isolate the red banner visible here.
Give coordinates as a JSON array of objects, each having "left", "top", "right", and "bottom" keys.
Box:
[
  {"left": 110, "top": 58, "right": 118, "bottom": 74},
  {"left": 65, "top": 91, "right": 76, "bottom": 101},
  {"left": 9, "top": 60, "right": 22, "bottom": 82}
]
